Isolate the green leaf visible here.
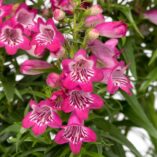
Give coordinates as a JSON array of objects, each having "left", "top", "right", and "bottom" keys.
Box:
[
  {"left": 140, "top": 68, "right": 157, "bottom": 91},
  {"left": 149, "top": 49, "right": 157, "bottom": 66},
  {"left": 123, "top": 93, "right": 157, "bottom": 139},
  {"left": 123, "top": 38, "right": 137, "bottom": 79},
  {"left": 1, "top": 74, "right": 15, "bottom": 102},
  {"left": 94, "top": 119, "right": 142, "bottom": 157},
  {"left": 0, "top": 123, "right": 21, "bottom": 135},
  {"left": 15, "top": 88, "right": 24, "bottom": 101}
]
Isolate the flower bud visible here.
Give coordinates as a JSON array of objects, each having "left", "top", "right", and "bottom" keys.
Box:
[
  {"left": 88, "top": 29, "right": 99, "bottom": 41},
  {"left": 46, "top": 73, "right": 60, "bottom": 88},
  {"left": 144, "top": 9, "right": 157, "bottom": 25},
  {"left": 53, "top": 9, "right": 65, "bottom": 21},
  {"left": 89, "top": 4, "right": 103, "bottom": 16},
  {"left": 95, "top": 21, "right": 127, "bottom": 38},
  {"left": 85, "top": 14, "right": 104, "bottom": 27},
  {"left": 20, "top": 60, "right": 52, "bottom": 75}
]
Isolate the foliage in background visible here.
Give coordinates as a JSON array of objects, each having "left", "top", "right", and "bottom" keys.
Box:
[{"left": 1, "top": 0, "right": 157, "bottom": 156}]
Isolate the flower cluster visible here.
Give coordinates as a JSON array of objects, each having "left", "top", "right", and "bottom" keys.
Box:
[{"left": 1, "top": 0, "right": 132, "bottom": 154}]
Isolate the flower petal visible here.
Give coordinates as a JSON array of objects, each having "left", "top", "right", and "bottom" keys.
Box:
[
  {"left": 62, "top": 98, "right": 73, "bottom": 113},
  {"left": 48, "top": 112, "right": 62, "bottom": 128},
  {"left": 63, "top": 75, "right": 78, "bottom": 90},
  {"left": 55, "top": 130, "right": 68, "bottom": 144},
  {"left": 69, "top": 142, "right": 82, "bottom": 154},
  {"left": 20, "top": 37, "right": 31, "bottom": 50},
  {"left": 68, "top": 113, "right": 82, "bottom": 125},
  {"left": 83, "top": 127, "right": 96, "bottom": 142},
  {"left": 75, "top": 109, "right": 89, "bottom": 120},
  {"left": 32, "top": 124, "right": 47, "bottom": 136},
  {"left": 90, "top": 94, "right": 104, "bottom": 109},
  {"left": 5, "top": 46, "right": 18, "bottom": 55},
  {"left": 80, "top": 81, "right": 93, "bottom": 92},
  {"left": 22, "top": 112, "right": 34, "bottom": 128}
]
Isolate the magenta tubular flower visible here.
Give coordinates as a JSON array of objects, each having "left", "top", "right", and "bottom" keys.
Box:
[
  {"left": 49, "top": 90, "right": 65, "bottom": 110},
  {"left": 31, "top": 18, "right": 65, "bottom": 56},
  {"left": 13, "top": 3, "right": 37, "bottom": 35},
  {"left": 104, "top": 39, "right": 121, "bottom": 57},
  {"left": 20, "top": 59, "right": 52, "bottom": 75},
  {"left": 22, "top": 99, "right": 62, "bottom": 136},
  {"left": 101, "top": 62, "right": 133, "bottom": 95},
  {"left": 62, "top": 88, "right": 104, "bottom": 120},
  {"left": 144, "top": 9, "right": 157, "bottom": 25},
  {"left": 62, "top": 49, "right": 103, "bottom": 92},
  {"left": 95, "top": 21, "right": 127, "bottom": 38},
  {"left": 46, "top": 73, "right": 61, "bottom": 88},
  {"left": 55, "top": 114, "right": 96, "bottom": 154},
  {"left": 85, "top": 14, "right": 104, "bottom": 27},
  {"left": 0, "top": 22, "right": 30, "bottom": 55},
  {"left": 89, "top": 39, "right": 118, "bottom": 68}
]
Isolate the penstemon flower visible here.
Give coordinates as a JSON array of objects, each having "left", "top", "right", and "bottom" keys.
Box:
[
  {"left": 49, "top": 90, "right": 66, "bottom": 110},
  {"left": 22, "top": 99, "right": 62, "bottom": 136},
  {"left": 62, "top": 88, "right": 104, "bottom": 120},
  {"left": 31, "top": 18, "right": 65, "bottom": 56},
  {"left": 62, "top": 49, "right": 103, "bottom": 92},
  {"left": 0, "top": 22, "right": 30, "bottom": 55},
  {"left": 55, "top": 114, "right": 96, "bottom": 154},
  {"left": 89, "top": 39, "right": 119, "bottom": 68},
  {"left": 101, "top": 62, "right": 133, "bottom": 95},
  {"left": 11, "top": 0, "right": 133, "bottom": 155},
  {"left": 12, "top": 3, "right": 37, "bottom": 35}
]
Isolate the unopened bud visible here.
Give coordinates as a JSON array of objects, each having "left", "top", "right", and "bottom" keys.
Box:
[
  {"left": 89, "top": 4, "right": 103, "bottom": 16},
  {"left": 88, "top": 29, "right": 99, "bottom": 40},
  {"left": 53, "top": 9, "right": 65, "bottom": 21}
]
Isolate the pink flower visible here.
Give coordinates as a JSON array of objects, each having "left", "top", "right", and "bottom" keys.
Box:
[
  {"left": 0, "top": 22, "right": 30, "bottom": 55},
  {"left": 22, "top": 99, "right": 62, "bottom": 136},
  {"left": 89, "top": 39, "right": 119, "bottom": 68},
  {"left": 51, "top": 0, "right": 73, "bottom": 13},
  {"left": 31, "top": 18, "right": 65, "bottom": 56},
  {"left": 12, "top": 3, "right": 37, "bottom": 35},
  {"left": 0, "top": 3, "right": 12, "bottom": 23},
  {"left": 95, "top": 21, "right": 127, "bottom": 38},
  {"left": 62, "top": 49, "right": 103, "bottom": 92},
  {"left": 62, "top": 88, "right": 103, "bottom": 120},
  {"left": 20, "top": 59, "right": 52, "bottom": 75},
  {"left": 49, "top": 90, "right": 65, "bottom": 110},
  {"left": 101, "top": 62, "right": 132, "bottom": 95},
  {"left": 46, "top": 73, "right": 61, "bottom": 88},
  {"left": 144, "top": 9, "right": 157, "bottom": 25},
  {"left": 85, "top": 14, "right": 104, "bottom": 27},
  {"left": 55, "top": 114, "right": 96, "bottom": 154},
  {"left": 104, "top": 39, "right": 121, "bottom": 57}
]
